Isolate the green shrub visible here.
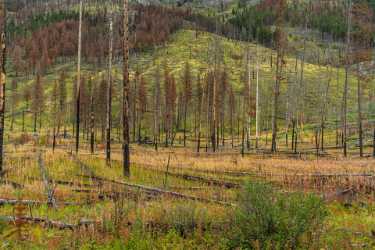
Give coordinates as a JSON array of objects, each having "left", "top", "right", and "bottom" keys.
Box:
[
  {"left": 164, "top": 203, "right": 209, "bottom": 237},
  {"left": 228, "top": 182, "right": 327, "bottom": 250}
]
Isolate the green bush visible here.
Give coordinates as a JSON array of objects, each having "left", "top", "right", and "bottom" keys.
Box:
[
  {"left": 228, "top": 182, "right": 327, "bottom": 250},
  {"left": 164, "top": 203, "right": 209, "bottom": 237}
]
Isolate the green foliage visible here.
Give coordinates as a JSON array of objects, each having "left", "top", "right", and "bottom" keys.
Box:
[
  {"left": 7, "top": 10, "right": 78, "bottom": 37},
  {"left": 164, "top": 203, "right": 209, "bottom": 237},
  {"left": 310, "top": 11, "right": 347, "bottom": 40},
  {"left": 229, "top": 5, "right": 274, "bottom": 45},
  {"left": 227, "top": 182, "right": 327, "bottom": 249}
]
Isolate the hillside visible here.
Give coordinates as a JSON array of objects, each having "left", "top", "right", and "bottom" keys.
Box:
[{"left": 9, "top": 29, "right": 370, "bottom": 138}]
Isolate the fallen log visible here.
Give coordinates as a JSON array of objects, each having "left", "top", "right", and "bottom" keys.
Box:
[
  {"left": 0, "top": 198, "right": 86, "bottom": 207},
  {"left": 78, "top": 174, "right": 235, "bottom": 207},
  {"left": 167, "top": 172, "right": 240, "bottom": 188},
  {"left": 26, "top": 177, "right": 99, "bottom": 189},
  {"left": 0, "top": 179, "right": 24, "bottom": 189},
  {"left": 97, "top": 158, "right": 241, "bottom": 188},
  {"left": 0, "top": 215, "right": 97, "bottom": 230},
  {"left": 72, "top": 188, "right": 157, "bottom": 202}
]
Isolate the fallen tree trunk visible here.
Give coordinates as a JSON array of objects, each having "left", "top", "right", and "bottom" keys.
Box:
[
  {"left": 0, "top": 198, "right": 86, "bottom": 207},
  {"left": 0, "top": 179, "right": 24, "bottom": 189},
  {"left": 96, "top": 157, "right": 241, "bottom": 188},
  {"left": 0, "top": 215, "right": 97, "bottom": 230},
  {"left": 167, "top": 172, "right": 240, "bottom": 188},
  {"left": 78, "top": 174, "right": 235, "bottom": 207},
  {"left": 26, "top": 177, "right": 100, "bottom": 189}
]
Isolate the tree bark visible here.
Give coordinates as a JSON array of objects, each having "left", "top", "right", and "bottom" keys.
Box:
[
  {"left": 343, "top": 0, "right": 352, "bottom": 157},
  {"left": 106, "top": 9, "right": 113, "bottom": 164},
  {"left": 255, "top": 46, "right": 260, "bottom": 149},
  {"left": 122, "top": 0, "right": 130, "bottom": 177},
  {"left": 357, "top": 69, "right": 363, "bottom": 157},
  {"left": 75, "top": 0, "right": 83, "bottom": 154},
  {"left": 0, "top": 1, "right": 5, "bottom": 173}
]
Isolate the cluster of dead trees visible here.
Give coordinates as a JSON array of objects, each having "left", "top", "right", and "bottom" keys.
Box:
[
  {"left": 8, "top": 4, "right": 188, "bottom": 75},
  {"left": 0, "top": 0, "right": 374, "bottom": 177}
]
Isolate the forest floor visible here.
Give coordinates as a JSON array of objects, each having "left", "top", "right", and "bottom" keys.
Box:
[{"left": 0, "top": 141, "right": 374, "bottom": 249}]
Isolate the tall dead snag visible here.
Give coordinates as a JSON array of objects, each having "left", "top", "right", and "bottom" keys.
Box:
[
  {"left": 89, "top": 78, "right": 95, "bottom": 154},
  {"left": 153, "top": 64, "right": 161, "bottom": 151},
  {"left": 0, "top": 1, "right": 5, "bottom": 173},
  {"left": 351, "top": 2, "right": 374, "bottom": 157},
  {"left": 357, "top": 72, "right": 363, "bottom": 157},
  {"left": 343, "top": 0, "right": 352, "bottom": 157},
  {"left": 51, "top": 80, "right": 58, "bottom": 152},
  {"left": 10, "top": 80, "right": 17, "bottom": 131},
  {"left": 122, "top": 0, "right": 131, "bottom": 177},
  {"left": 255, "top": 46, "right": 260, "bottom": 149},
  {"left": 164, "top": 73, "right": 177, "bottom": 147},
  {"left": 182, "top": 62, "right": 192, "bottom": 147},
  {"left": 58, "top": 71, "right": 67, "bottom": 138},
  {"left": 228, "top": 85, "right": 236, "bottom": 148},
  {"left": 218, "top": 67, "right": 228, "bottom": 147},
  {"left": 196, "top": 74, "right": 204, "bottom": 153},
  {"left": 246, "top": 48, "right": 252, "bottom": 150},
  {"left": 75, "top": 0, "right": 83, "bottom": 154},
  {"left": 271, "top": 0, "right": 286, "bottom": 153},
  {"left": 32, "top": 74, "right": 44, "bottom": 133},
  {"left": 106, "top": 7, "right": 113, "bottom": 164},
  {"left": 211, "top": 70, "right": 217, "bottom": 152},
  {"left": 137, "top": 76, "right": 147, "bottom": 142}
]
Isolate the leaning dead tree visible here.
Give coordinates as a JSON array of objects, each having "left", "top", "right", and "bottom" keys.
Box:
[
  {"left": 122, "top": 0, "right": 131, "bottom": 177},
  {"left": 0, "top": 1, "right": 5, "bottom": 174}
]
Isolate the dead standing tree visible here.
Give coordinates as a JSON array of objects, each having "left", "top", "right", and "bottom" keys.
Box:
[
  {"left": 182, "top": 62, "right": 192, "bottom": 147},
  {"left": 106, "top": 6, "right": 114, "bottom": 164},
  {"left": 271, "top": 0, "right": 287, "bottom": 153},
  {"left": 0, "top": 0, "right": 5, "bottom": 173},
  {"left": 342, "top": 0, "right": 352, "bottom": 157},
  {"left": 154, "top": 64, "right": 161, "bottom": 151},
  {"left": 122, "top": 0, "right": 131, "bottom": 177},
  {"left": 75, "top": 0, "right": 83, "bottom": 154}
]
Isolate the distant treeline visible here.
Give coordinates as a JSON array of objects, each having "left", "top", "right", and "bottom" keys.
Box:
[{"left": 230, "top": 0, "right": 375, "bottom": 44}]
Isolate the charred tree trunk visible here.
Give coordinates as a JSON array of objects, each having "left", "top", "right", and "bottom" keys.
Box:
[
  {"left": 106, "top": 11, "right": 113, "bottom": 164},
  {"left": 211, "top": 73, "right": 216, "bottom": 152},
  {"left": 0, "top": 1, "right": 5, "bottom": 173},
  {"left": 122, "top": 0, "right": 130, "bottom": 177},
  {"left": 271, "top": 0, "right": 286, "bottom": 153},
  {"left": 196, "top": 78, "right": 204, "bottom": 153},
  {"left": 343, "top": 0, "right": 352, "bottom": 157},
  {"left": 75, "top": 0, "right": 83, "bottom": 154},
  {"left": 154, "top": 66, "right": 161, "bottom": 151},
  {"left": 357, "top": 72, "right": 363, "bottom": 157},
  {"left": 90, "top": 81, "right": 95, "bottom": 154}
]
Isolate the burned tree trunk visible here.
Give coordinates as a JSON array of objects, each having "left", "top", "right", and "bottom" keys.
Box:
[
  {"left": 90, "top": 79, "right": 95, "bottom": 154},
  {"left": 75, "top": 0, "right": 83, "bottom": 154},
  {"left": 343, "top": 0, "right": 352, "bottom": 157},
  {"left": 122, "top": 0, "right": 130, "bottom": 177},
  {"left": 154, "top": 65, "right": 161, "bottom": 151},
  {"left": 106, "top": 10, "right": 113, "bottom": 164},
  {"left": 271, "top": 0, "right": 286, "bottom": 153},
  {"left": 0, "top": 1, "right": 6, "bottom": 173},
  {"left": 357, "top": 70, "right": 363, "bottom": 157},
  {"left": 196, "top": 75, "right": 204, "bottom": 153}
]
